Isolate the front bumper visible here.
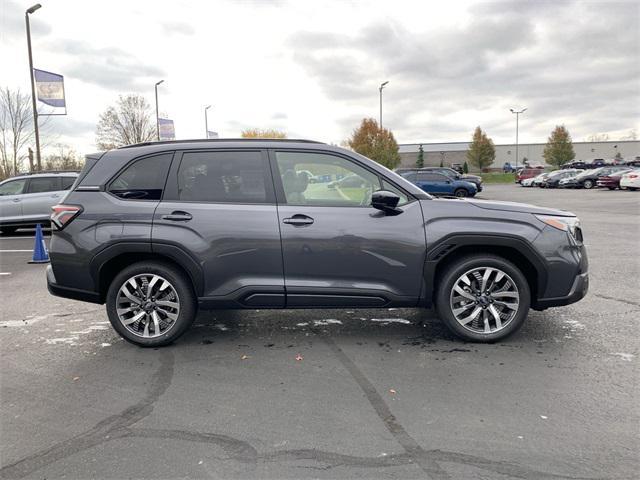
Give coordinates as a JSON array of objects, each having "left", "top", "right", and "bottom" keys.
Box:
[
  {"left": 533, "top": 272, "right": 589, "bottom": 309},
  {"left": 46, "top": 265, "right": 102, "bottom": 304}
]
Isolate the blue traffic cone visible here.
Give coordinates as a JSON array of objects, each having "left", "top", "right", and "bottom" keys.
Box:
[{"left": 29, "top": 224, "right": 50, "bottom": 264}]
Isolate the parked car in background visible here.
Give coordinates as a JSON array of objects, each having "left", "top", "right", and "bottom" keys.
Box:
[
  {"left": 596, "top": 169, "right": 633, "bottom": 190},
  {"left": 588, "top": 159, "right": 607, "bottom": 168},
  {"left": 541, "top": 169, "right": 581, "bottom": 188},
  {"left": 423, "top": 167, "right": 483, "bottom": 192},
  {"left": 516, "top": 168, "right": 545, "bottom": 184},
  {"left": 0, "top": 171, "right": 79, "bottom": 235},
  {"left": 503, "top": 162, "right": 514, "bottom": 173},
  {"left": 561, "top": 166, "right": 629, "bottom": 189},
  {"left": 450, "top": 163, "right": 464, "bottom": 174},
  {"left": 561, "top": 161, "right": 589, "bottom": 170},
  {"left": 521, "top": 175, "right": 539, "bottom": 187},
  {"left": 625, "top": 158, "right": 640, "bottom": 167},
  {"left": 619, "top": 170, "right": 640, "bottom": 191},
  {"left": 399, "top": 170, "right": 477, "bottom": 197},
  {"left": 532, "top": 172, "right": 551, "bottom": 187}
]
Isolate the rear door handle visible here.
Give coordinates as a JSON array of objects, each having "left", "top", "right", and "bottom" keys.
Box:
[
  {"left": 12, "top": 198, "right": 21, "bottom": 203},
  {"left": 283, "top": 214, "right": 314, "bottom": 226},
  {"left": 162, "top": 211, "right": 192, "bottom": 221}
]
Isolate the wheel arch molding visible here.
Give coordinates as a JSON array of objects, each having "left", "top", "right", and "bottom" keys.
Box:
[
  {"left": 422, "top": 233, "right": 548, "bottom": 306},
  {"left": 90, "top": 242, "right": 205, "bottom": 301}
]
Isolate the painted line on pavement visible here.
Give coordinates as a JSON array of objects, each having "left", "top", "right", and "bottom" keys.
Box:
[
  {"left": 0, "top": 272, "right": 11, "bottom": 275},
  {"left": 0, "top": 250, "right": 33, "bottom": 252}
]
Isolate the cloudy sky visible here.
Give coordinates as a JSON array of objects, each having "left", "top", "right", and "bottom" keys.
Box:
[{"left": 1, "top": 0, "right": 639, "bottom": 154}]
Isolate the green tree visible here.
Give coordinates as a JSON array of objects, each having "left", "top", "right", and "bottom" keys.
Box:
[
  {"left": 347, "top": 118, "right": 400, "bottom": 169},
  {"left": 463, "top": 161, "right": 469, "bottom": 173},
  {"left": 416, "top": 144, "right": 424, "bottom": 168},
  {"left": 543, "top": 125, "right": 575, "bottom": 168},
  {"left": 466, "top": 126, "right": 495, "bottom": 171}
]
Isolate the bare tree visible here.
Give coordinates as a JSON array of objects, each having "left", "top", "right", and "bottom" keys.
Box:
[
  {"left": 96, "top": 94, "right": 156, "bottom": 150},
  {"left": 0, "top": 87, "right": 34, "bottom": 179},
  {"left": 43, "top": 144, "right": 84, "bottom": 171},
  {"left": 620, "top": 129, "right": 638, "bottom": 141}
]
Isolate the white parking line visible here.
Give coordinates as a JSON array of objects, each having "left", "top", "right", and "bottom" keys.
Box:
[
  {"left": 0, "top": 250, "right": 33, "bottom": 252},
  {"left": 0, "top": 272, "right": 11, "bottom": 275}
]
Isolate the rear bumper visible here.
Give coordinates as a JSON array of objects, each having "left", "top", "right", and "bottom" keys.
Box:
[
  {"left": 46, "top": 265, "right": 102, "bottom": 304},
  {"left": 533, "top": 272, "right": 589, "bottom": 309}
]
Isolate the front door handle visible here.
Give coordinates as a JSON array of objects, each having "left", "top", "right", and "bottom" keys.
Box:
[
  {"left": 162, "top": 211, "right": 192, "bottom": 222},
  {"left": 12, "top": 198, "right": 21, "bottom": 203},
  {"left": 283, "top": 214, "right": 314, "bottom": 226}
]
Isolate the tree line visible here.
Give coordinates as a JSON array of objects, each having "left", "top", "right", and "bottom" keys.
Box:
[{"left": 2, "top": 84, "right": 635, "bottom": 181}]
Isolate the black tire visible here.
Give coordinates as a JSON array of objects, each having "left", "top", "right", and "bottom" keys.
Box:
[
  {"left": 583, "top": 179, "right": 594, "bottom": 189},
  {"left": 454, "top": 188, "right": 468, "bottom": 198},
  {"left": 106, "top": 261, "right": 197, "bottom": 347},
  {"left": 629, "top": 187, "right": 638, "bottom": 191},
  {"left": 435, "top": 254, "right": 531, "bottom": 342},
  {"left": 608, "top": 187, "right": 615, "bottom": 191},
  {"left": 0, "top": 227, "right": 17, "bottom": 235}
]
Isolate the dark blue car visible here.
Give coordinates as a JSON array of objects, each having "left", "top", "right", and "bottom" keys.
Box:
[{"left": 400, "top": 171, "right": 478, "bottom": 197}]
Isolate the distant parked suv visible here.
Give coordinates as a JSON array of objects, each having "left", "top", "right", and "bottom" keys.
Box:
[
  {"left": 47, "top": 140, "right": 588, "bottom": 346},
  {"left": 516, "top": 167, "right": 545, "bottom": 184},
  {"left": 0, "top": 171, "right": 78, "bottom": 234},
  {"left": 396, "top": 167, "right": 483, "bottom": 193}
]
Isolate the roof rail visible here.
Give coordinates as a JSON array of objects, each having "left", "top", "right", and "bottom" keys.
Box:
[
  {"left": 118, "top": 138, "right": 325, "bottom": 149},
  {"left": 15, "top": 170, "right": 81, "bottom": 176}
]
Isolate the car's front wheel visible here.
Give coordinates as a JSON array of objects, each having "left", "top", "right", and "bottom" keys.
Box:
[
  {"left": 453, "top": 188, "right": 469, "bottom": 197},
  {"left": 435, "top": 254, "right": 531, "bottom": 342},
  {"left": 583, "top": 179, "right": 595, "bottom": 189},
  {"left": 106, "top": 261, "right": 197, "bottom": 347}
]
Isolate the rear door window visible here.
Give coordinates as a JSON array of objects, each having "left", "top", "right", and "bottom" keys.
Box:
[
  {"left": 27, "top": 177, "right": 61, "bottom": 193},
  {"left": 108, "top": 153, "right": 173, "bottom": 200},
  {"left": 176, "top": 150, "right": 271, "bottom": 203}
]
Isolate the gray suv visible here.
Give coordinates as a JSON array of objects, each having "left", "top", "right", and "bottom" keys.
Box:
[
  {"left": 0, "top": 171, "right": 78, "bottom": 234},
  {"left": 46, "top": 139, "right": 588, "bottom": 346}
]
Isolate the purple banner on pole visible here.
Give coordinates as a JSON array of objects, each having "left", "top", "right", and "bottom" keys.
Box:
[
  {"left": 33, "top": 69, "right": 65, "bottom": 108},
  {"left": 159, "top": 118, "right": 175, "bottom": 140}
]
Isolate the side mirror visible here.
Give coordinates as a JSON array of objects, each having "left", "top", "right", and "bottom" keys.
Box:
[{"left": 371, "top": 190, "right": 401, "bottom": 214}]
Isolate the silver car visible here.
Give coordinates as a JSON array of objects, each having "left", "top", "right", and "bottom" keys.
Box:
[{"left": 0, "top": 172, "right": 78, "bottom": 234}]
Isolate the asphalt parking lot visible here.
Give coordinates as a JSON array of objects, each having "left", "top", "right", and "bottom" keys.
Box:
[{"left": 1, "top": 184, "right": 638, "bottom": 479}]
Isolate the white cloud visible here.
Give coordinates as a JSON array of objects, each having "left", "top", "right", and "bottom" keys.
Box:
[{"left": 1, "top": 0, "right": 638, "bottom": 155}]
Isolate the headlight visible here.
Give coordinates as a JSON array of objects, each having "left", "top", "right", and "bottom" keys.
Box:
[{"left": 536, "top": 215, "right": 582, "bottom": 241}]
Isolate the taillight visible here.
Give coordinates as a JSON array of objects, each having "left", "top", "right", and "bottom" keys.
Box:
[
  {"left": 51, "top": 205, "right": 82, "bottom": 230},
  {"left": 628, "top": 174, "right": 639, "bottom": 179}
]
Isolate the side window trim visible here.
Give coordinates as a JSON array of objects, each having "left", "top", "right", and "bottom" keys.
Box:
[
  {"left": 268, "top": 148, "right": 415, "bottom": 207},
  {"left": 163, "top": 149, "right": 275, "bottom": 205}
]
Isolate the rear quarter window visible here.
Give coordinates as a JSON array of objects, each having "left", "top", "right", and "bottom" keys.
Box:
[{"left": 108, "top": 153, "right": 173, "bottom": 200}]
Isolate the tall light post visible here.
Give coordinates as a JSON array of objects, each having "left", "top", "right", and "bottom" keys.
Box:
[
  {"left": 379, "top": 81, "right": 389, "bottom": 128},
  {"left": 154, "top": 80, "right": 164, "bottom": 141},
  {"left": 26, "top": 3, "right": 42, "bottom": 171},
  {"left": 204, "top": 105, "right": 211, "bottom": 138},
  {"left": 510, "top": 107, "right": 527, "bottom": 169}
]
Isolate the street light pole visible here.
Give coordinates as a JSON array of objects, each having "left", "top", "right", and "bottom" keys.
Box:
[
  {"left": 379, "top": 81, "right": 389, "bottom": 128},
  {"left": 204, "top": 105, "right": 211, "bottom": 138},
  {"left": 26, "top": 4, "right": 42, "bottom": 171},
  {"left": 510, "top": 107, "right": 527, "bottom": 169},
  {"left": 155, "top": 80, "right": 164, "bottom": 141}
]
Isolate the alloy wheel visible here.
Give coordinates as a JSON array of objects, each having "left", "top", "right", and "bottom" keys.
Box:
[
  {"left": 449, "top": 266, "right": 520, "bottom": 334},
  {"left": 116, "top": 274, "right": 180, "bottom": 338}
]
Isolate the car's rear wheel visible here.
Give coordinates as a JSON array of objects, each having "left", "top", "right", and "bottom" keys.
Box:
[
  {"left": 106, "top": 261, "right": 197, "bottom": 347},
  {"left": 583, "top": 179, "right": 594, "bottom": 189},
  {"left": 453, "top": 188, "right": 468, "bottom": 197},
  {"left": 435, "top": 254, "right": 531, "bottom": 342}
]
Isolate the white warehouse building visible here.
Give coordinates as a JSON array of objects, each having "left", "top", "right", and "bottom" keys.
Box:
[{"left": 398, "top": 140, "right": 640, "bottom": 171}]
